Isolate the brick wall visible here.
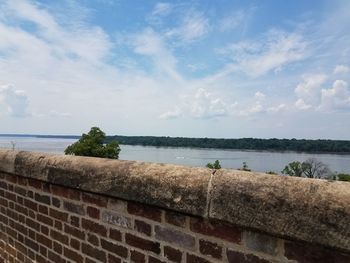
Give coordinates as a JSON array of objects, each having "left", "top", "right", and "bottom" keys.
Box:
[{"left": 1, "top": 173, "right": 349, "bottom": 263}]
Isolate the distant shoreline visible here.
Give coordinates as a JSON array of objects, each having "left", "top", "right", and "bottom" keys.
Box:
[{"left": 1, "top": 134, "right": 350, "bottom": 155}]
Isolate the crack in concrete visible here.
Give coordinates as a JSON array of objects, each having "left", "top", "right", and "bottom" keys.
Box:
[{"left": 205, "top": 169, "right": 216, "bottom": 218}]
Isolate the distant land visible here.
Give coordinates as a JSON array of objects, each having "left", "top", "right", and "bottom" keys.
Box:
[{"left": 1, "top": 134, "right": 350, "bottom": 154}]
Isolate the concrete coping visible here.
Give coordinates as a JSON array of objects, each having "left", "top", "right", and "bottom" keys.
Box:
[{"left": 0, "top": 149, "right": 349, "bottom": 252}]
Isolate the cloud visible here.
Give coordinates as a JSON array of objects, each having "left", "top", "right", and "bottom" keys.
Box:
[
  {"left": 152, "top": 2, "right": 172, "bottom": 17},
  {"left": 294, "top": 74, "right": 327, "bottom": 103},
  {"left": 254, "top": 91, "right": 266, "bottom": 101},
  {"left": 165, "top": 11, "right": 210, "bottom": 43},
  {"left": 219, "top": 11, "right": 245, "bottom": 32},
  {"left": 131, "top": 28, "right": 182, "bottom": 82},
  {"left": 333, "top": 65, "right": 350, "bottom": 74},
  {"left": 0, "top": 84, "right": 30, "bottom": 117},
  {"left": 319, "top": 80, "right": 350, "bottom": 111},
  {"left": 160, "top": 88, "right": 231, "bottom": 119},
  {"left": 159, "top": 107, "right": 182, "bottom": 119},
  {"left": 295, "top": 98, "right": 312, "bottom": 110},
  {"left": 219, "top": 30, "right": 307, "bottom": 77}
]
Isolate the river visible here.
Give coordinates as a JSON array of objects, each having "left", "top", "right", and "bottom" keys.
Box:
[{"left": 0, "top": 136, "right": 350, "bottom": 173}]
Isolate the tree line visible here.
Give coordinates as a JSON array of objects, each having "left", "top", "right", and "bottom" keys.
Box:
[
  {"left": 206, "top": 159, "right": 350, "bottom": 182},
  {"left": 106, "top": 136, "right": 350, "bottom": 153}
]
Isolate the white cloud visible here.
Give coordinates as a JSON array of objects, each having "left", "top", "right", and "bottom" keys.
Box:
[
  {"left": 165, "top": 11, "right": 210, "bottom": 43},
  {"left": 267, "top": 104, "right": 287, "bottom": 113},
  {"left": 294, "top": 74, "right": 327, "bottom": 103},
  {"left": 295, "top": 98, "right": 312, "bottom": 110},
  {"left": 132, "top": 28, "right": 182, "bottom": 82},
  {"left": 333, "top": 65, "right": 350, "bottom": 74},
  {"left": 319, "top": 80, "right": 350, "bottom": 111},
  {"left": 2, "top": 0, "right": 111, "bottom": 63},
  {"left": 152, "top": 3, "right": 172, "bottom": 17},
  {"left": 219, "top": 11, "right": 245, "bottom": 32},
  {"left": 220, "top": 30, "right": 307, "bottom": 77},
  {"left": 160, "top": 88, "right": 231, "bottom": 119},
  {"left": 254, "top": 91, "right": 265, "bottom": 101},
  {"left": 159, "top": 107, "right": 182, "bottom": 119},
  {"left": 0, "top": 84, "right": 30, "bottom": 117}
]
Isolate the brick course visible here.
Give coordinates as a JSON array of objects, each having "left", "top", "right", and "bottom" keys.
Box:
[{"left": 0, "top": 173, "right": 349, "bottom": 263}]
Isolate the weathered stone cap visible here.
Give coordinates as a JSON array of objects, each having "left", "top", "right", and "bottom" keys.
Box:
[{"left": 0, "top": 149, "right": 349, "bottom": 252}]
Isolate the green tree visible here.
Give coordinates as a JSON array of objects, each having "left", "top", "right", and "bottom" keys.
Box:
[
  {"left": 301, "top": 158, "right": 331, "bottom": 179},
  {"left": 206, "top": 160, "right": 221, "bottom": 169},
  {"left": 282, "top": 161, "right": 303, "bottom": 177},
  {"left": 65, "top": 127, "right": 120, "bottom": 159},
  {"left": 336, "top": 173, "right": 350, "bottom": 182},
  {"left": 282, "top": 159, "right": 332, "bottom": 179}
]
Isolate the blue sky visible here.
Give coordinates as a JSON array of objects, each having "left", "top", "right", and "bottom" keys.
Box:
[{"left": 0, "top": 0, "right": 349, "bottom": 139}]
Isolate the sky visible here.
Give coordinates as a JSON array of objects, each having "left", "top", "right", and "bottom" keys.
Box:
[{"left": 0, "top": 0, "right": 349, "bottom": 139}]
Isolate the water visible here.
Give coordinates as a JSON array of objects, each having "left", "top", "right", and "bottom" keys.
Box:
[{"left": 1, "top": 136, "right": 350, "bottom": 173}]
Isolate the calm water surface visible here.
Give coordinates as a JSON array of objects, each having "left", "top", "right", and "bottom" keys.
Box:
[{"left": 1, "top": 136, "right": 350, "bottom": 173}]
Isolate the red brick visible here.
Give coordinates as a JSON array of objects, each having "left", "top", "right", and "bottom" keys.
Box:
[
  {"left": 244, "top": 231, "right": 278, "bottom": 256},
  {"left": 36, "top": 232, "right": 52, "bottom": 249},
  {"left": 109, "top": 229, "right": 122, "bottom": 242},
  {"left": 36, "top": 253, "right": 46, "bottom": 263},
  {"left": 5, "top": 175, "right": 17, "bottom": 184},
  {"left": 37, "top": 214, "right": 54, "bottom": 226},
  {"left": 54, "top": 220, "right": 63, "bottom": 231},
  {"left": 5, "top": 192, "right": 16, "bottom": 202},
  {"left": 125, "top": 233, "right": 160, "bottom": 254},
  {"left": 87, "top": 233, "right": 99, "bottom": 246},
  {"left": 17, "top": 177, "right": 27, "bottom": 186},
  {"left": 27, "top": 179, "right": 42, "bottom": 189},
  {"left": 127, "top": 202, "right": 162, "bottom": 222},
  {"left": 14, "top": 186, "right": 26, "bottom": 197},
  {"left": 38, "top": 204, "right": 48, "bottom": 215},
  {"left": 190, "top": 218, "right": 241, "bottom": 243},
  {"left": 164, "top": 246, "right": 182, "bottom": 263},
  {"left": 130, "top": 250, "right": 145, "bottom": 263},
  {"left": 24, "top": 237, "right": 38, "bottom": 252},
  {"left": 70, "top": 238, "right": 80, "bottom": 250},
  {"left": 134, "top": 219, "right": 151, "bottom": 236},
  {"left": 0, "top": 181, "right": 7, "bottom": 190},
  {"left": 53, "top": 242, "right": 63, "bottom": 254},
  {"left": 82, "top": 218, "right": 107, "bottom": 236},
  {"left": 25, "top": 218, "right": 40, "bottom": 232},
  {"left": 63, "top": 201, "right": 85, "bottom": 215},
  {"left": 226, "top": 249, "right": 269, "bottom": 263},
  {"left": 87, "top": 206, "right": 100, "bottom": 219},
  {"left": 101, "top": 239, "right": 128, "bottom": 258},
  {"left": 64, "top": 247, "right": 83, "bottom": 263},
  {"left": 64, "top": 224, "right": 85, "bottom": 240},
  {"left": 52, "top": 197, "right": 61, "bottom": 208},
  {"left": 34, "top": 193, "right": 50, "bottom": 205},
  {"left": 50, "top": 229, "right": 69, "bottom": 245},
  {"left": 186, "top": 254, "right": 211, "bottom": 263},
  {"left": 284, "top": 241, "right": 350, "bottom": 263},
  {"left": 41, "top": 225, "right": 49, "bottom": 235},
  {"left": 70, "top": 215, "right": 80, "bottom": 227},
  {"left": 108, "top": 254, "right": 122, "bottom": 263},
  {"left": 165, "top": 211, "right": 187, "bottom": 227},
  {"left": 82, "top": 243, "right": 106, "bottom": 262},
  {"left": 155, "top": 225, "right": 195, "bottom": 250},
  {"left": 51, "top": 185, "right": 80, "bottom": 200},
  {"left": 82, "top": 193, "right": 107, "bottom": 207},
  {"left": 149, "top": 256, "right": 166, "bottom": 263},
  {"left": 199, "top": 240, "right": 222, "bottom": 259},
  {"left": 48, "top": 250, "right": 65, "bottom": 263},
  {"left": 49, "top": 208, "right": 68, "bottom": 222}
]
